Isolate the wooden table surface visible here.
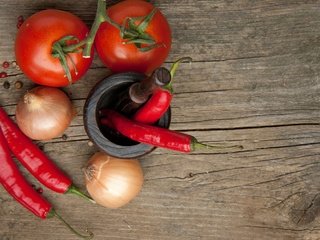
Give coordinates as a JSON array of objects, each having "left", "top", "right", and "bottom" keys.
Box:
[{"left": 1, "top": 1, "right": 320, "bottom": 239}]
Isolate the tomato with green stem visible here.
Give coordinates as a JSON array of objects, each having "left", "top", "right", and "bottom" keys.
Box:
[
  {"left": 15, "top": 9, "right": 93, "bottom": 87},
  {"left": 95, "top": 0, "right": 172, "bottom": 74}
]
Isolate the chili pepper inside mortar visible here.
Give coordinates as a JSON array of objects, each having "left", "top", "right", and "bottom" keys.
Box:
[
  {"left": 133, "top": 57, "right": 192, "bottom": 124},
  {"left": 100, "top": 109, "right": 243, "bottom": 153},
  {"left": 116, "top": 67, "right": 171, "bottom": 116}
]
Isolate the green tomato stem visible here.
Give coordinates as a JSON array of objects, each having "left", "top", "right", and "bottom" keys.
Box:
[
  {"left": 63, "top": 0, "right": 160, "bottom": 56},
  {"left": 52, "top": 43, "right": 73, "bottom": 84},
  {"left": 63, "top": 0, "right": 110, "bottom": 57}
]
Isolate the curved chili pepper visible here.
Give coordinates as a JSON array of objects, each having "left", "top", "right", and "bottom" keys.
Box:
[
  {"left": 0, "top": 128, "right": 51, "bottom": 218},
  {"left": 117, "top": 67, "right": 171, "bottom": 115},
  {"left": 133, "top": 57, "right": 192, "bottom": 124},
  {"left": 0, "top": 128, "right": 93, "bottom": 238},
  {"left": 100, "top": 109, "right": 243, "bottom": 153},
  {"left": 0, "top": 111, "right": 93, "bottom": 238},
  {"left": 133, "top": 87, "right": 172, "bottom": 124},
  {"left": 0, "top": 107, "right": 92, "bottom": 202}
]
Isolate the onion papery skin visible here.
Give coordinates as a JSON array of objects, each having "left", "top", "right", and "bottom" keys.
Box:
[
  {"left": 84, "top": 152, "right": 144, "bottom": 209},
  {"left": 15, "top": 86, "right": 74, "bottom": 140}
]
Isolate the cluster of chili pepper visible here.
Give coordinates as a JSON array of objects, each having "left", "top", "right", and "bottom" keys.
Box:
[
  {"left": 0, "top": 107, "right": 93, "bottom": 239},
  {"left": 100, "top": 58, "right": 243, "bottom": 153}
]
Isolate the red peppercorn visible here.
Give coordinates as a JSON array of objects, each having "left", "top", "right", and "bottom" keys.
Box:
[
  {"left": 17, "top": 15, "right": 24, "bottom": 29},
  {"left": 17, "top": 15, "right": 24, "bottom": 22},
  {"left": 0, "top": 72, "right": 8, "bottom": 78},
  {"left": 2, "top": 61, "right": 9, "bottom": 69},
  {"left": 37, "top": 187, "right": 44, "bottom": 194},
  {"left": 17, "top": 22, "right": 23, "bottom": 29}
]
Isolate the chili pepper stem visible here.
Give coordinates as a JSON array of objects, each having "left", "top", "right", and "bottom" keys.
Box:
[
  {"left": 191, "top": 137, "right": 243, "bottom": 152},
  {"left": 48, "top": 208, "right": 93, "bottom": 239},
  {"left": 165, "top": 57, "right": 193, "bottom": 93},
  {"left": 66, "top": 184, "right": 95, "bottom": 204}
]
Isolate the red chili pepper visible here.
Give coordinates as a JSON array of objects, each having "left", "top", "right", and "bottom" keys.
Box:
[
  {"left": 133, "top": 88, "right": 172, "bottom": 124},
  {"left": 133, "top": 57, "right": 192, "bottom": 124},
  {"left": 0, "top": 128, "right": 52, "bottom": 219},
  {"left": 0, "top": 107, "right": 92, "bottom": 201},
  {"left": 100, "top": 109, "right": 243, "bottom": 153},
  {"left": 0, "top": 111, "right": 93, "bottom": 238}
]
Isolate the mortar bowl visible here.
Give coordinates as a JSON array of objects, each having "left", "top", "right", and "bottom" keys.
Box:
[{"left": 83, "top": 72, "right": 171, "bottom": 159}]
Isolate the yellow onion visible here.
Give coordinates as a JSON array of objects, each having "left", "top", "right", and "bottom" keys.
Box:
[
  {"left": 15, "top": 86, "right": 75, "bottom": 140},
  {"left": 84, "top": 152, "right": 144, "bottom": 209}
]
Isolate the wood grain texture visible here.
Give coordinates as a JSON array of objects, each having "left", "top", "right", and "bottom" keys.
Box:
[{"left": 0, "top": 0, "right": 320, "bottom": 240}]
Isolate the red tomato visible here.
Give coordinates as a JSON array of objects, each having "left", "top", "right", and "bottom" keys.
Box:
[
  {"left": 15, "top": 9, "right": 93, "bottom": 87},
  {"left": 95, "top": 0, "right": 171, "bottom": 74}
]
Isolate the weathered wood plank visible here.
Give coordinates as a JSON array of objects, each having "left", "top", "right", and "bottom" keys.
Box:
[
  {"left": 1, "top": 0, "right": 320, "bottom": 66},
  {"left": 0, "top": 1, "right": 320, "bottom": 240},
  {"left": 1, "top": 56, "right": 319, "bottom": 131},
  {"left": 1, "top": 127, "right": 320, "bottom": 240}
]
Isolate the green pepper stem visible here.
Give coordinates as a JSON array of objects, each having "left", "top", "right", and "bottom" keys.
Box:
[
  {"left": 191, "top": 137, "right": 243, "bottom": 152},
  {"left": 66, "top": 184, "right": 95, "bottom": 204},
  {"left": 49, "top": 208, "right": 94, "bottom": 239},
  {"left": 164, "top": 57, "right": 193, "bottom": 93}
]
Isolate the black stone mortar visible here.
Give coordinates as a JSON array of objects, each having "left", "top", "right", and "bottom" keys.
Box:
[{"left": 83, "top": 72, "right": 171, "bottom": 159}]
